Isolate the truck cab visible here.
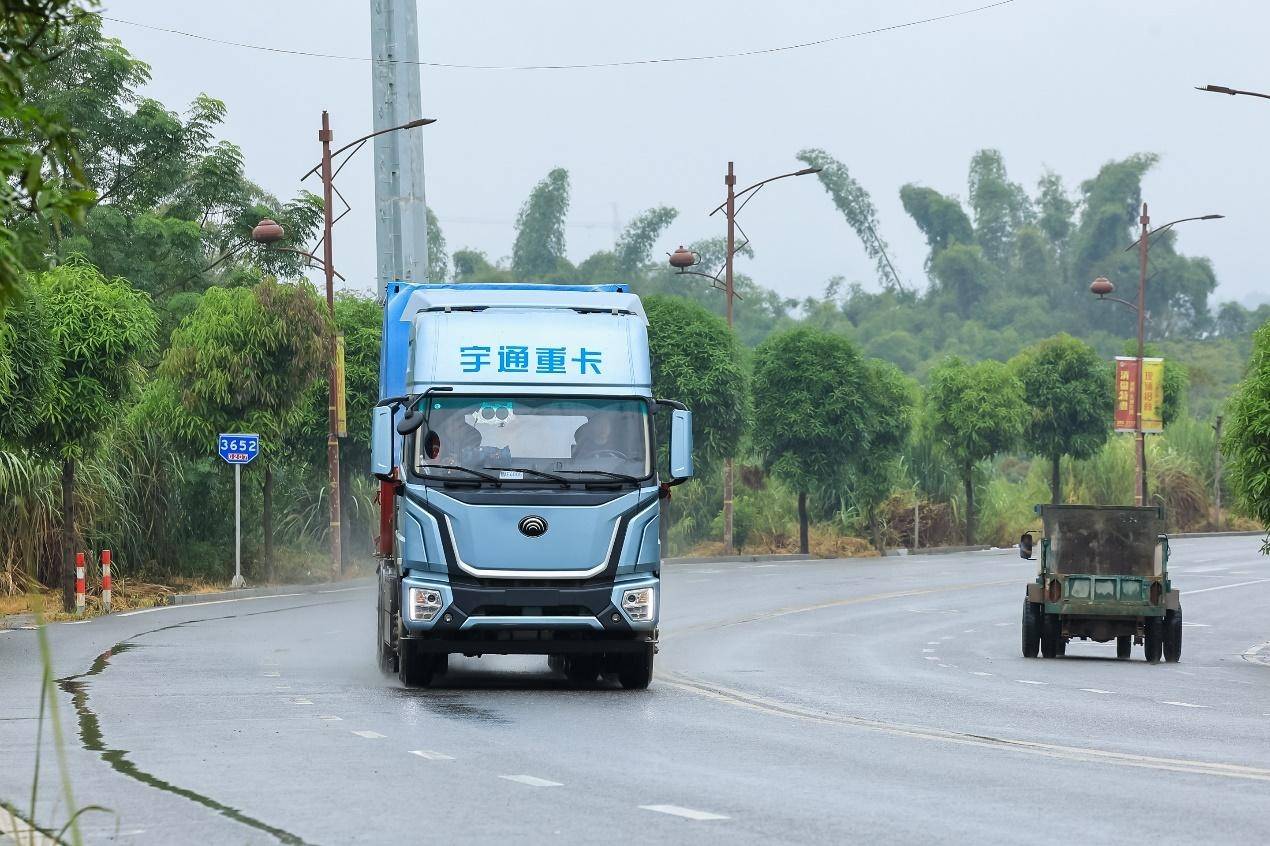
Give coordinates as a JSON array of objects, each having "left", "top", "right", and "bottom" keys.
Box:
[
  {"left": 1021, "top": 504, "right": 1181, "bottom": 663},
  {"left": 371, "top": 283, "right": 693, "bottom": 688}
]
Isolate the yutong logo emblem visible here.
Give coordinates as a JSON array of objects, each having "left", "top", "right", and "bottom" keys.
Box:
[{"left": 518, "top": 515, "right": 548, "bottom": 537}]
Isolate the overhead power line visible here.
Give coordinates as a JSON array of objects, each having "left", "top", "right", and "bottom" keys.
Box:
[{"left": 102, "top": 1, "right": 1015, "bottom": 72}]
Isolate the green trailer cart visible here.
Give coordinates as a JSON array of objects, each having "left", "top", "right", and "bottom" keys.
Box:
[{"left": 1021, "top": 504, "right": 1181, "bottom": 663}]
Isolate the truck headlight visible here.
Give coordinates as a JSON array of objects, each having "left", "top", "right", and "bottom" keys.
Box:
[
  {"left": 409, "top": 588, "right": 444, "bottom": 622},
  {"left": 622, "top": 587, "right": 656, "bottom": 622}
]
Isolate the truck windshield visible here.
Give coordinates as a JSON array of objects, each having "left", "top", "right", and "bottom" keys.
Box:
[{"left": 413, "top": 396, "right": 651, "bottom": 483}]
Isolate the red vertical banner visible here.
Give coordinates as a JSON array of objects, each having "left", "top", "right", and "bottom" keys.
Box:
[{"left": 1114, "top": 357, "right": 1138, "bottom": 432}]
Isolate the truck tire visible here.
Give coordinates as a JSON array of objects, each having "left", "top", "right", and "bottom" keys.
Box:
[
  {"left": 1163, "top": 610, "right": 1182, "bottom": 663},
  {"left": 1021, "top": 600, "right": 1041, "bottom": 658},
  {"left": 398, "top": 639, "right": 437, "bottom": 687},
  {"left": 1143, "top": 617, "right": 1164, "bottom": 663},
  {"left": 564, "top": 655, "right": 601, "bottom": 685},
  {"left": 1040, "top": 613, "right": 1061, "bottom": 658},
  {"left": 1116, "top": 636, "right": 1131, "bottom": 659},
  {"left": 618, "top": 646, "right": 655, "bottom": 690}
]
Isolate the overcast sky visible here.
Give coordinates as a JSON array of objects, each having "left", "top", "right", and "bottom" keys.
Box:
[{"left": 100, "top": 0, "right": 1269, "bottom": 307}]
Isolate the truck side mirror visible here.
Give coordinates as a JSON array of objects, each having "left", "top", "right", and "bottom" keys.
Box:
[
  {"left": 1019, "top": 533, "right": 1034, "bottom": 560},
  {"left": 669, "top": 408, "right": 693, "bottom": 482},
  {"left": 372, "top": 405, "right": 395, "bottom": 479},
  {"left": 397, "top": 407, "right": 426, "bottom": 435}
]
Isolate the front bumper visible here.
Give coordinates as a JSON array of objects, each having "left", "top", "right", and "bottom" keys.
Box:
[{"left": 399, "top": 571, "right": 658, "bottom": 653}]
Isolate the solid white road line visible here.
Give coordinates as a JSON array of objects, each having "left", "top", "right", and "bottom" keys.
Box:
[
  {"left": 639, "top": 805, "right": 729, "bottom": 821},
  {"left": 499, "top": 774, "right": 562, "bottom": 787},
  {"left": 352, "top": 730, "right": 386, "bottom": 739},
  {"left": 114, "top": 585, "right": 368, "bottom": 617},
  {"left": 1187, "top": 578, "right": 1270, "bottom": 595},
  {"left": 410, "top": 750, "right": 455, "bottom": 761},
  {"left": 1160, "top": 701, "right": 1209, "bottom": 709}
]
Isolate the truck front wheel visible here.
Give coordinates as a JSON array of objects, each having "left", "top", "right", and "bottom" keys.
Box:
[
  {"left": 1021, "top": 600, "right": 1041, "bottom": 658},
  {"left": 618, "top": 646, "right": 655, "bottom": 690},
  {"left": 398, "top": 639, "right": 441, "bottom": 687}
]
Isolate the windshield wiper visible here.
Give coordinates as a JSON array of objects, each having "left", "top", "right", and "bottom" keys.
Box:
[
  {"left": 557, "top": 468, "right": 642, "bottom": 484},
  {"left": 421, "top": 464, "right": 501, "bottom": 484},
  {"left": 484, "top": 466, "right": 572, "bottom": 486}
]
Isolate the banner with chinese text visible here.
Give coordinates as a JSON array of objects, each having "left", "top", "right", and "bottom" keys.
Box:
[{"left": 1114, "top": 357, "right": 1163, "bottom": 433}]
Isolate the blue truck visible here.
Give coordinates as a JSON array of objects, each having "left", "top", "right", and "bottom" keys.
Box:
[{"left": 370, "top": 283, "right": 694, "bottom": 688}]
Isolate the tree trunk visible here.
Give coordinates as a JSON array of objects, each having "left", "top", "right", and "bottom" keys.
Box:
[
  {"left": 1140, "top": 438, "right": 1150, "bottom": 504},
  {"left": 963, "top": 468, "right": 975, "bottom": 547},
  {"left": 263, "top": 465, "right": 274, "bottom": 583},
  {"left": 1051, "top": 455, "right": 1061, "bottom": 505},
  {"left": 869, "top": 506, "right": 884, "bottom": 556},
  {"left": 797, "top": 491, "right": 809, "bottom": 555},
  {"left": 60, "top": 457, "right": 76, "bottom": 612}
]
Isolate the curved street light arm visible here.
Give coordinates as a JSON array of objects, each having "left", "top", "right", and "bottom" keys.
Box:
[
  {"left": 1093, "top": 294, "right": 1139, "bottom": 313},
  {"left": 302, "top": 117, "right": 436, "bottom": 181},
  {"left": 709, "top": 166, "right": 822, "bottom": 217},
  {"left": 1123, "top": 214, "right": 1223, "bottom": 252},
  {"left": 1196, "top": 84, "right": 1270, "bottom": 101},
  {"left": 267, "top": 246, "right": 347, "bottom": 282}
]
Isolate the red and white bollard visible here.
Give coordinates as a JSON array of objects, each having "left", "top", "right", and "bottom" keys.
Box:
[
  {"left": 101, "top": 549, "right": 112, "bottom": 613},
  {"left": 75, "top": 552, "right": 86, "bottom": 615}
]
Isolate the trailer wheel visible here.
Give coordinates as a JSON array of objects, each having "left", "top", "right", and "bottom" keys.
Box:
[
  {"left": 1021, "top": 600, "right": 1041, "bottom": 658},
  {"left": 618, "top": 646, "right": 655, "bottom": 690},
  {"left": 398, "top": 639, "right": 437, "bottom": 687},
  {"left": 1143, "top": 617, "right": 1164, "bottom": 663},
  {"left": 1163, "top": 610, "right": 1182, "bottom": 663},
  {"left": 1040, "top": 613, "right": 1062, "bottom": 658},
  {"left": 1116, "top": 636, "right": 1131, "bottom": 659}
]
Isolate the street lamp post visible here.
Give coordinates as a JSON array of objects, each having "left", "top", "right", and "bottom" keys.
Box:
[
  {"left": 668, "top": 162, "right": 821, "bottom": 554},
  {"left": 252, "top": 110, "right": 434, "bottom": 579},
  {"left": 1090, "top": 204, "right": 1222, "bottom": 506}
]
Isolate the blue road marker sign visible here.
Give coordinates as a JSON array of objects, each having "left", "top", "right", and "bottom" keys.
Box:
[{"left": 218, "top": 433, "right": 260, "bottom": 464}]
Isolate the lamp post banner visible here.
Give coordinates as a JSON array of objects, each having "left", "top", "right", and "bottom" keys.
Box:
[{"left": 1114, "top": 357, "right": 1163, "bottom": 433}]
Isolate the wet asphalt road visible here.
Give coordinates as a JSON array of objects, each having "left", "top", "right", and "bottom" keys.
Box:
[{"left": 2, "top": 536, "right": 1269, "bottom": 845}]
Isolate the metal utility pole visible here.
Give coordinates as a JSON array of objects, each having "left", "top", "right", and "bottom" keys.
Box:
[
  {"left": 1213, "top": 415, "right": 1224, "bottom": 530},
  {"left": 668, "top": 162, "right": 821, "bottom": 555},
  {"left": 371, "top": 0, "right": 430, "bottom": 296},
  {"left": 1134, "top": 204, "right": 1149, "bottom": 506},
  {"left": 319, "top": 111, "right": 344, "bottom": 579}
]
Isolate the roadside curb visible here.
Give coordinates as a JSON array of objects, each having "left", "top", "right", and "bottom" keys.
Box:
[
  {"left": 1171, "top": 530, "right": 1265, "bottom": 540},
  {"left": 167, "top": 578, "right": 372, "bottom": 606},
  {"left": 907, "top": 544, "right": 992, "bottom": 556},
  {"left": 662, "top": 553, "right": 812, "bottom": 565}
]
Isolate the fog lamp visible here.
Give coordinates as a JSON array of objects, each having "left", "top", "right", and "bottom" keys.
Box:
[
  {"left": 622, "top": 587, "right": 656, "bottom": 622},
  {"left": 409, "top": 587, "right": 444, "bottom": 622}
]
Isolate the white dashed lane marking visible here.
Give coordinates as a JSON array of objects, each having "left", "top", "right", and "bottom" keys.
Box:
[
  {"left": 1160, "top": 701, "right": 1209, "bottom": 709},
  {"left": 290, "top": 697, "right": 313, "bottom": 705},
  {"left": 640, "top": 805, "right": 729, "bottom": 821},
  {"left": 921, "top": 648, "right": 935, "bottom": 653},
  {"left": 352, "top": 730, "right": 386, "bottom": 739},
  {"left": 318, "top": 715, "right": 342, "bottom": 721},
  {"left": 410, "top": 750, "right": 455, "bottom": 761},
  {"left": 499, "top": 774, "right": 562, "bottom": 787},
  {"left": 262, "top": 671, "right": 280, "bottom": 677},
  {"left": 1187, "top": 578, "right": 1270, "bottom": 595},
  {"left": 971, "top": 671, "right": 993, "bottom": 677},
  {"left": 1080, "top": 688, "right": 1115, "bottom": 694},
  {"left": 924, "top": 656, "right": 940, "bottom": 661},
  {"left": 1015, "top": 680, "right": 1047, "bottom": 686}
]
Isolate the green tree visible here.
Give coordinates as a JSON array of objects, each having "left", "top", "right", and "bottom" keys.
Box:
[
  {"left": 845, "top": 360, "right": 914, "bottom": 552},
  {"left": 615, "top": 206, "right": 677, "bottom": 277},
  {"left": 899, "top": 184, "right": 974, "bottom": 261},
  {"left": 798, "top": 148, "right": 901, "bottom": 291},
  {"left": 1223, "top": 320, "right": 1270, "bottom": 553},
  {"left": 147, "top": 277, "right": 328, "bottom": 577},
  {"left": 752, "top": 328, "right": 870, "bottom": 553},
  {"left": 0, "top": 0, "right": 96, "bottom": 303},
  {"left": 511, "top": 167, "right": 570, "bottom": 279},
  {"left": 925, "top": 356, "right": 1027, "bottom": 544},
  {"left": 15, "top": 258, "right": 156, "bottom": 609},
  {"left": 1011, "top": 334, "right": 1112, "bottom": 503},
  {"left": 966, "top": 149, "right": 1031, "bottom": 270}
]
